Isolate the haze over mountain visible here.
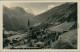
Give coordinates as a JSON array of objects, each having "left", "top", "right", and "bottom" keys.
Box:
[{"left": 3, "top": 6, "right": 35, "bottom": 30}]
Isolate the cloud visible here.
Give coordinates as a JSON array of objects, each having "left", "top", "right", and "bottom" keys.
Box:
[
  {"left": 31, "top": 9, "right": 47, "bottom": 15},
  {"left": 48, "top": 4, "right": 56, "bottom": 10},
  {"left": 24, "top": 8, "right": 32, "bottom": 13}
]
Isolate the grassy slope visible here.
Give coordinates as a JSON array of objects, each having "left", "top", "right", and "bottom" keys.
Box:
[
  {"left": 51, "top": 29, "right": 77, "bottom": 49},
  {"left": 60, "top": 29, "right": 77, "bottom": 47},
  {"left": 48, "top": 21, "right": 75, "bottom": 32},
  {"left": 48, "top": 21, "right": 77, "bottom": 49}
]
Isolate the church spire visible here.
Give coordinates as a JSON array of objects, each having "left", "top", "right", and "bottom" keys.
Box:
[{"left": 27, "top": 17, "right": 30, "bottom": 33}]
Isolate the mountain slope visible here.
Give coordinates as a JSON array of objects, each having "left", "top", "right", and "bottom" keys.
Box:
[
  {"left": 33, "top": 3, "right": 77, "bottom": 23},
  {"left": 33, "top": 3, "right": 77, "bottom": 30},
  {"left": 3, "top": 6, "right": 35, "bottom": 31}
]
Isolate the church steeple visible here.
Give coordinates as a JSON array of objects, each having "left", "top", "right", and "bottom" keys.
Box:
[
  {"left": 27, "top": 18, "right": 30, "bottom": 33},
  {"left": 28, "top": 18, "right": 30, "bottom": 27}
]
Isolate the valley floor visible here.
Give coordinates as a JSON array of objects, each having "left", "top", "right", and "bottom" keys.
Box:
[{"left": 3, "top": 29, "right": 77, "bottom": 49}]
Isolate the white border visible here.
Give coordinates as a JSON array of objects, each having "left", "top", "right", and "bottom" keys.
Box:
[{"left": 0, "top": 0, "right": 80, "bottom": 52}]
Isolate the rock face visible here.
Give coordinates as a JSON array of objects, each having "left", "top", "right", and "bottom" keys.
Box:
[{"left": 3, "top": 6, "right": 35, "bottom": 31}]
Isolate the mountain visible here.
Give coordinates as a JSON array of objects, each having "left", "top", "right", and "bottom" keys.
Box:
[
  {"left": 3, "top": 6, "right": 35, "bottom": 31},
  {"left": 33, "top": 3, "right": 77, "bottom": 23},
  {"left": 33, "top": 3, "right": 77, "bottom": 30},
  {"left": 3, "top": 3, "right": 77, "bottom": 31}
]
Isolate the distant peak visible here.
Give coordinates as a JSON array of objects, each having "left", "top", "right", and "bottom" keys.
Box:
[{"left": 24, "top": 8, "right": 33, "bottom": 14}]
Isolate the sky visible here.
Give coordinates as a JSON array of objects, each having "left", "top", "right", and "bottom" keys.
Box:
[{"left": 3, "top": 2, "right": 65, "bottom": 15}]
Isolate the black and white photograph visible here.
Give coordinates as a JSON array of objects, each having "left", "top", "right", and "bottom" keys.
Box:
[{"left": 3, "top": 2, "right": 77, "bottom": 49}]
